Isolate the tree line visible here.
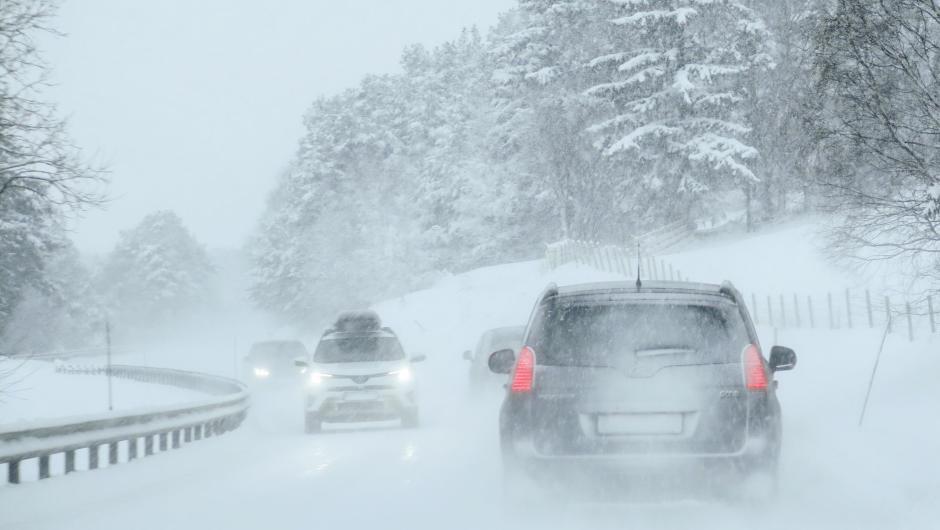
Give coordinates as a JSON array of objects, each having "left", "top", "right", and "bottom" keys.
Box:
[
  {"left": 254, "top": 0, "right": 899, "bottom": 328},
  {"left": 2, "top": 0, "right": 938, "bottom": 340}
]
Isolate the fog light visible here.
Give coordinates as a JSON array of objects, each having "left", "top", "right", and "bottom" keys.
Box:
[{"left": 253, "top": 367, "right": 270, "bottom": 379}]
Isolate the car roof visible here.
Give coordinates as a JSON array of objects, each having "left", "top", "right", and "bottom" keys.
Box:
[
  {"left": 549, "top": 281, "right": 737, "bottom": 305},
  {"left": 320, "top": 329, "right": 398, "bottom": 341}
]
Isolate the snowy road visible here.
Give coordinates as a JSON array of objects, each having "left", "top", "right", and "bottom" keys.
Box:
[{"left": 2, "top": 329, "right": 938, "bottom": 529}]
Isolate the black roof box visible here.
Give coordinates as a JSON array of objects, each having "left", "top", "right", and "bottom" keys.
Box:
[{"left": 332, "top": 310, "right": 382, "bottom": 333}]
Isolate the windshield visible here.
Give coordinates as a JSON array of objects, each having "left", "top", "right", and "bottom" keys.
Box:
[
  {"left": 249, "top": 342, "right": 307, "bottom": 362},
  {"left": 314, "top": 336, "right": 405, "bottom": 363},
  {"left": 530, "top": 302, "right": 748, "bottom": 366}
]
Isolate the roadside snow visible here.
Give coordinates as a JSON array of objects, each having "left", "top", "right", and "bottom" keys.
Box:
[{"left": 0, "top": 359, "right": 206, "bottom": 426}]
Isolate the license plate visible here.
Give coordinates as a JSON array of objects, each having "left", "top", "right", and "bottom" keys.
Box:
[
  {"left": 597, "top": 413, "right": 683, "bottom": 435},
  {"left": 343, "top": 391, "right": 379, "bottom": 402}
]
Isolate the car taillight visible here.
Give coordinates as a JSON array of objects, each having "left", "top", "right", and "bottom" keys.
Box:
[
  {"left": 510, "top": 346, "right": 536, "bottom": 393},
  {"left": 743, "top": 344, "right": 768, "bottom": 391}
]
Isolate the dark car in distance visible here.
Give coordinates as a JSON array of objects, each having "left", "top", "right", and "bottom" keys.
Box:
[
  {"left": 244, "top": 340, "right": 308, "bottom": 382},
  {"left": 488, "top": 281, "right": 796, "bottom": 500}
]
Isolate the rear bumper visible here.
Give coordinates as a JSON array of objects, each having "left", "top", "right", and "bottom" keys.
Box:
[{"left": 506, "top": 436, "right": 776, "bottom": 480}]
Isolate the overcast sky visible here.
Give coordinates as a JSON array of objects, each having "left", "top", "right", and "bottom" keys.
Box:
[{"left": 44, "top": 0, "right": 515, "bottom": 253}]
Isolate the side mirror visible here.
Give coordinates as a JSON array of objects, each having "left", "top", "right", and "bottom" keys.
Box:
[
  {"left": 462, "top": 350, "right": 473, "bottom": 361},
  {"left": 488, "top": 349, "right": 516, "bottom": 374},
  {"left": 294, "top": 357, "right": 309, "bottom": 368},
  {"left": 769, "top": 346, "right": 797, "bottom": 372},
  {"left": 410, "top": 354, "right": 427, "bottom": 363}
]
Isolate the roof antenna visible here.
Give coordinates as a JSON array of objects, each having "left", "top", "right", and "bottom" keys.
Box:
[{"left": 635, "top": 240, "right": 642, "bottom": 291}]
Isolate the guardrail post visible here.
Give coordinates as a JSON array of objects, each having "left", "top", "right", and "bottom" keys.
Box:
[
  {"left": 159, "top": 432, "right": 168, "bottom": 451},
  {"left": 39, "top": 455, "right": 50, "bottom": 479},
  {"left": 8, "top": 460, "right": 20, "bottom": 484},
  {"left": 172, "top": 430, "right": 181, "bottom": 449},
  {"left": 65, "top": 450, "right": 76, "bottom": 473},
  {"left": 145, "top": 435, "right": 154, "bottom": 456},
  {"left": 89, "top": 445, "right": 100, "bottom": 469},
  {"left": 184, "top": 426, "right": 193, "bottom": 443},
  {"left": 194, "top": 425, "right": 203, "bottom": 441},
  {"left": 866, "top": 290, "right": 874, "bottom": 328},
  {"left": 109, "top": 442, "right": 118, "bottom": 465},
  {"left": 793, "top": 293, "right": 801, "bottom": 327},
  {"left": 128, "top": 438, "right": 138, "bottom": 460},
  {"left": 827, "top": 292, "right": 834, "bottom": 329}
]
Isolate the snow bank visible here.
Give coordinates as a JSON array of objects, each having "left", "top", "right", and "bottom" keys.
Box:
[{"left": 0, "top": 359, "right": 206, "bottom": 426}]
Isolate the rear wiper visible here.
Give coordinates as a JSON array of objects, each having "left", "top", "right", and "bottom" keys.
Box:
[{"left": 635, "top": 347, "right": 697, "bottom": 357}]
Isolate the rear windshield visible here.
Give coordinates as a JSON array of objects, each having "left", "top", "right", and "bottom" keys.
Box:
[
  {"left": 528, "top": 302, "right": 748, "bottom": 367},
  {"left": 314, "top": 335, "right": 405, "bottom": 363}
]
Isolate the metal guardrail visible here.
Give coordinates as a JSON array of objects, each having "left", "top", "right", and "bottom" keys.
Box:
[{"left": 0, "top": 364, "right": 249, "bottom": 485}]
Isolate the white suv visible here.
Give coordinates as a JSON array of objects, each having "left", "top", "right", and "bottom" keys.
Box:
[{"left": 297, "top": 312, "right": 425, "bottom": 433}]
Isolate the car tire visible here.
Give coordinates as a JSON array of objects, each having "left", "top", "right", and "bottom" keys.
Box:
[
  {"left": 401, "top": 409, "right": 420, "bottom": 429},
  {"left": 304, "top": 412, "right": 322, "bottom": 434}
]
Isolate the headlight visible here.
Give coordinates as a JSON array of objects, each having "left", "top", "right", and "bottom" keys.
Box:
[
  {"left": 309, "top": 372, "right": 333, "bottom": 385},
  {"left": 391, "top": 367, "right": 412, "bottom": 384},
  {"left": 253, "top": 367, "right": 271, "bottom": 379}
]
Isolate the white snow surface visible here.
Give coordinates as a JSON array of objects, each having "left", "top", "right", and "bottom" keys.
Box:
[
  {"left": 0, "top": 360, "right": 206, "bottom": 426},
  {"left": 1, "top": 219, "right": 938, "bottom": 529}
]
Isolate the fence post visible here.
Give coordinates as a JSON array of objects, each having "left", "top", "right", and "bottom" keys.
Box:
[
  {"left": 929, "top": 295, "right": 936, "bottom": 334},
  {"left": 842, "top": 289, "right": 851, "bottom": 328},
  {"left": 779, "top": 294, "right": 787, "bottom": 328},
  {"left": 751, "top": 293, "right": 759, "bottom": 324},
  {"left": 866, "top": 290, "right": 874, "bottom": 328},
  {"left": 906, "top": 302, "right": 914, "bottom": 342},
  {"left": 767, "top": 295, "right": 774, "bottom": 327},
  {"left": 828, "top": 292, "right": 834, "bottom": 329},
  {"left": 793, "top": 293, "right": 801, "bottom": 328},
  {"left": 808, "top": 295, "right": 815, "bottom": 328},
  {"left": 885, "top": 296, "right": 892, "bottom": 333}
]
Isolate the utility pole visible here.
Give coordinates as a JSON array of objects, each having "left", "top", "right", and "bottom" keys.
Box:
[{"left": 106, "top": 320, "right": 113, "bottom": 412}]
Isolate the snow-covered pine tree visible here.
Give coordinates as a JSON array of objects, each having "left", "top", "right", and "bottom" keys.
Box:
[
  {"left": 100, "top": 211, "right": 214, "bottom": 328},
  {"left": 490, "top": 1, "right": 629, "bottom": 242},
  {"left": 587, "top": 0, "right": 772, "bottom": 228}
]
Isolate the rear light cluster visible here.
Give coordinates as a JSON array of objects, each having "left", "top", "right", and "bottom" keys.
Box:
[
  {"left": 743, "top": 344, "right": 768, "bottom": 391},
  {"left": 510, "top": 346, "right": 536, "bottom": 393}
]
